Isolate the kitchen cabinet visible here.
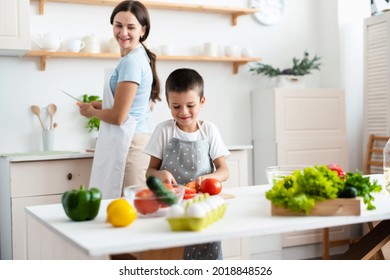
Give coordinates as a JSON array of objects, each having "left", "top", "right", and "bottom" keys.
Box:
[
  {"left": 0, "top": 152, "right": 93, "bottom": 260},
  {"left": 27, "top": 1, "right": 260, "bottom": 73},
  {"left": 0, "top": 0, "right": 31, "bottom": 56},
  {"left": 221, "top": 146, "right": 252, "bottom": 259},
  {"left": 250, "top": 88, "right": 350, "bottom": 259},
  {"left": 363, "top": 13, "right": 390, "bottom": 148}
]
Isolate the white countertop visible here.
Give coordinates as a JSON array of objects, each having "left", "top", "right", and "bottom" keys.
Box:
[
  {"left": 0, "top": 145, "right": 252, "bottom": 162},
  {"left": 0, "top": 151, "right": 94, "bottom": 162},
  {"left": 25, "top": 182, "right": 390, "bottom": 257}
]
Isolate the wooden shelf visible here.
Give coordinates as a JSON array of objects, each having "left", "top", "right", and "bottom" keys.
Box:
[
  {"left": 33, "top": 0, "right": 259, "bottom": 26},
  {"left": 25, "top": 50, "right": 261, "bottom": 73}
]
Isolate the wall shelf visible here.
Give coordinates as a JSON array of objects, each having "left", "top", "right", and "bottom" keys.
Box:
[
  {"left": 25, "top": 50, "right": 261, "bottom": 74},
  {"left": 33, "top": 0, "right": 259, "bottom": 26}
]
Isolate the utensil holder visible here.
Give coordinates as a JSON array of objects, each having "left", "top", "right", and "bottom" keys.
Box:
[{"left": 42, "top": 130, "right": 54, "bottom": 151}]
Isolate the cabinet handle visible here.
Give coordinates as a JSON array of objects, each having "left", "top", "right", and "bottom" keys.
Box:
[{"left": 67, "top": 173, "right": 73, "bottom": 180}]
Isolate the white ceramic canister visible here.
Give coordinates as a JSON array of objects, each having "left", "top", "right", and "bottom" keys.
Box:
[
  {"left": 203, "top": 42, "right": 218, "bottom": 57},
  {"left": 81, "top": 35, "right": 100, "bottom": 53},
  {"left": 108, "top": 38, "right": 120, "bottom": 54},
  {"left": 224, "top": 45, "right": 240, "bottom": 57}
]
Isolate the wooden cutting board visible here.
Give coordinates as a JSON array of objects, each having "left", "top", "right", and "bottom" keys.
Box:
[{"left": 271, "top": 198, "right": 361, "bottom": 216}]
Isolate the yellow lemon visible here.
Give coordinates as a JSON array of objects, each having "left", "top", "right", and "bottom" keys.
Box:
[{"left": 106, "top": 198, "right": 137, "bottom": 227}]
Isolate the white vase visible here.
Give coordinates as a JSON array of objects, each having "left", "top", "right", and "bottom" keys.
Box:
[{"left": 276, "top": 75, "right": 305, "bottom": 88}]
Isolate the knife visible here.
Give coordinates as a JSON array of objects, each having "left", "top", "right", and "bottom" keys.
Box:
[{"left": 61, "top": 89, "right": 82, "bottom": 102}]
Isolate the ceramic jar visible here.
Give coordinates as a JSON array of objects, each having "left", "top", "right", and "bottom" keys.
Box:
[
  {"left": 108, "top": 38, "right": 120, "bottom": 54},
  {"left": 81, "top": 35, "right": 100, "bottom": 53}
]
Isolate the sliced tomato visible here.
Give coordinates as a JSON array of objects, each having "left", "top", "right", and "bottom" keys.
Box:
[
  {"left": 184, "top": 193, "right": 196, "bottom": 199},
  {"left": 185, "top": 181, "right": 199, "bottom": 192}
]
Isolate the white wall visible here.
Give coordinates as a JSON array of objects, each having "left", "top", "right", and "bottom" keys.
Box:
[{"left": 0, "top": 0, "right": 370, "bottom": 172}]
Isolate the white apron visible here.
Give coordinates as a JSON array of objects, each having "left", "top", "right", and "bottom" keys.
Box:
[{"left": 89, "top": 68, "right": 137, "bottom": 199}]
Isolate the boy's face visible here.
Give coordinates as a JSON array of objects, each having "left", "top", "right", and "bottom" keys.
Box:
[{"left": 167, "top": 89, "right": 205, "bottom": 132}]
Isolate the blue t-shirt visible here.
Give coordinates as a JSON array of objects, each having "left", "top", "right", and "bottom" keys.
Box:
[{"left": 109, "top": 46, "right": 153, "bottom": 133}]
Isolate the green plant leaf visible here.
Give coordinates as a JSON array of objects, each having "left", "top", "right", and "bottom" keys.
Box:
[
  {"left": 249, "top": 51, "right": 322, "bottom": 78},
  {"left": 82, "top": 94, "right": 102, "bottom": 133}
]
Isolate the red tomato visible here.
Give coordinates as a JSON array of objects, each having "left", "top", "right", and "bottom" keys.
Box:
[
  {"left": 326, "top": 164, "right": 346, "bottom": 180},
  {"left": 134, "top": 189, "right": 160, "bottom": 215},
  {"left": 185, "top": 181, "right": 199, "bottom": 192},
  {"left": 200, "top": 178, "right": 222, "bottom": 195}
]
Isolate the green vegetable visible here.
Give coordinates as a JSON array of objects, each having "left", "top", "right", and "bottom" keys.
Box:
[
  {"left": 344, "top": 172, "right": 382, "bottom": 210},
  {"left": 266, "top": 165, "right": 344, "bottom": 214},
  {"left": 62, "top": 185, "right": 102, "bottom": 221},
  {"left": 338, "top": 187, "right": 358, "bottom": 198},
  {"left": 82, "top": 94, "right": 102, "bottom": 132},
  {"left": 266, "top": 165, "right": 382, "bottom": 214},
  {"left": 146, "top": 176, "right": 178, "bottom": 206}
]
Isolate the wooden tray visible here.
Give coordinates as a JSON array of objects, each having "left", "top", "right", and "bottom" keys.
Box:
[{"left": 271, "top": 198, "right": 361, "bottom": 216}]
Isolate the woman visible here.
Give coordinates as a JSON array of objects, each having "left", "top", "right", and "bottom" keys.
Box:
[{"left": 78, "top": 0, "right": 160, "bottom": 199}]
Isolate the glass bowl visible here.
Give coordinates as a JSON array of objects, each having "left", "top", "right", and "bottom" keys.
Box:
[
  {"left": 265, "top": 165, "right": 310, "bottom": 185},
  {"left": 123, "top": 184, "right": 184, "bottom": 218}
]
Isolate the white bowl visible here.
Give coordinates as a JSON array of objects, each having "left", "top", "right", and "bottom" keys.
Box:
[
  {"left": 265, "top": 165, "right": 310, "bottom": 185},
  {"left": 123, "top": 184, "right": 184, "bottom": 218}
]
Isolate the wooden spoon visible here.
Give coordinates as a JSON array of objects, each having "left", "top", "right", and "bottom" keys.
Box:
[
  {"left": 47, "top": 103, "right": 57, "bottom": 130},
  {"left": 31, "top": 105, "right": 45, "bottom": 129}
]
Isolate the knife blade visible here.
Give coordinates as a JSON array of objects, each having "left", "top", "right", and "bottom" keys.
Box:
[{"left": 61, "top": 89, "right": 82, "bottom": 102}]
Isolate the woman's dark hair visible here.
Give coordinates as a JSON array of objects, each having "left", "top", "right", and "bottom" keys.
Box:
[
  {"left": 165, "top": 68, "right": 204, "bottom": 101},
  {"left": 111, "top": 0, "right": 161, "bottom": 102}
]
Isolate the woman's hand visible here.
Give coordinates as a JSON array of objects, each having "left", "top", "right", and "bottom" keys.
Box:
[{"left": 77, "top": 102, "right": 95, "bottom": 118}]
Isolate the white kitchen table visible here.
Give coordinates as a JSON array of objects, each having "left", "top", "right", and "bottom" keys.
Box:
[{"left": 25, "top": 185, "right": 390, "bottom": 260}]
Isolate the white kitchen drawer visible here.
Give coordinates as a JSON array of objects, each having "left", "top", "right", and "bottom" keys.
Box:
[{"left": 10, "top": 158, "right": 92, "bottom": 198}]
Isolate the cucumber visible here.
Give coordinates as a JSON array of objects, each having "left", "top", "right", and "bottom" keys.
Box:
[{"left": 146, "top": 176, "right": 178, "bottom": 206}]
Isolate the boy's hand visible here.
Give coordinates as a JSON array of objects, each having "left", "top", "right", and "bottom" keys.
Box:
[{"left": 154, "top": 170, "right": 177, "bottom": 185}]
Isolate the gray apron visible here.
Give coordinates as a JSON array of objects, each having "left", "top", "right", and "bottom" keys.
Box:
[{"left": 161, "top": 121, "right": 223, "bottom": 260}]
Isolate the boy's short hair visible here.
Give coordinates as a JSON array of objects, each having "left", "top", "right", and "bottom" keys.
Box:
[{"left": 165, "top": 68, "right": 204, "bottom": 100}]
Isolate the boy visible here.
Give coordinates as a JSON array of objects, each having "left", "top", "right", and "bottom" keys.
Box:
[{"left": 144, "top": 68, "right": 230, "bottom": 260}]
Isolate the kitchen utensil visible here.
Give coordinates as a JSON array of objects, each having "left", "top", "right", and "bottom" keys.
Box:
[
  {"left": 61, "top": 89, "right": 82, "bottom": 102},
  {"left": 42, "top": 130, "right": 54, "bottom": 151},
  {"left": 31, "top": 105, "right": 45, "bottom": 129},
  {"left": 40, "top": 107, "right": 50, "bottom": 130},
  {"left": 47, "top": 103, "right": 57, "bottom": 130}
]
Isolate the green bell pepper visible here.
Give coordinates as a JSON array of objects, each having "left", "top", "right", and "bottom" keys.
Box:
[{"left": 61, "top": 185, "right": 102, "bottom": 221}]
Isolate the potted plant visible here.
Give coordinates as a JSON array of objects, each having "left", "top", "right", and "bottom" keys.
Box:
[
  {"left": 249, "top": 51, "right": 322, "bottom": 88},
  {"left": 82, "top": 94, "right": 102, "bottom": 132}
]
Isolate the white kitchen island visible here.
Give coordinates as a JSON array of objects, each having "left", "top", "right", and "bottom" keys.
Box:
[{"left": 25, "top": 184, "right": 390, "bottom": 260}]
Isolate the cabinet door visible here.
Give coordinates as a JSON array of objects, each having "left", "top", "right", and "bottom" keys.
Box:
[
  {"left": 277, "top": 140, "right": 349, "bottom": 170},
  {"left": 10, "top": 158, "right": 93, "bottom": 198},
  {"left": 224, "top": 150, "right": 250, "bottom": 188},
  {"left": 274, "top": 88, "right": 346, "bottom": 141},
  {"left": 0, "top": 0, "right": 30, "bottom": 55},
  {"left": 9, "top": 158, "right": 92, "bottom": 259}
]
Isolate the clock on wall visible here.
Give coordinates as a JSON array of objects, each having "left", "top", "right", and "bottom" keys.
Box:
[{"left": 250, "top": 0, "right": 285, "bottom": 25}]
